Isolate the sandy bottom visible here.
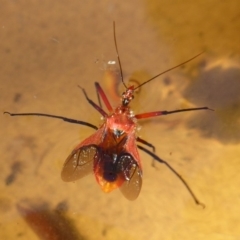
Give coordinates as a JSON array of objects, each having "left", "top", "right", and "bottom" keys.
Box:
[{"left": 1, "top": 1, "right": 240, "bottom": 239}]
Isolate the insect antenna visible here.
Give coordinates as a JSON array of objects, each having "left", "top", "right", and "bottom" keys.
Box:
[
  {"left": 113, "top": 21, "right": 127, "bottom": 89},
  {"left": 134, "top": 52, "right": 204, "bottom": 90}
]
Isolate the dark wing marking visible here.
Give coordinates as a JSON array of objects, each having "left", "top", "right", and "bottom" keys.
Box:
[
  {"left": 125, "top": 133, "right": 142, "bottom": 170},
  {"left": 61, "top": 145, "right": 98, "bottom": 182},
  {"left": 119, "top": 154, "right": 142, "bottom": 201}
]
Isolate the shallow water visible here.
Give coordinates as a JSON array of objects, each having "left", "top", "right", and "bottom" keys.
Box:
[{"left": 1, "top": 1, "right": 240, "bottom": 239}]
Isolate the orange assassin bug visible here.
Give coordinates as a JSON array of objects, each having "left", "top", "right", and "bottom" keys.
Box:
[{"left": 4, "top": 22, "right": 212, "bottom": 206}]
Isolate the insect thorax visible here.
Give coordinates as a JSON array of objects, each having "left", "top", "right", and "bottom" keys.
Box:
[{"left": 107, "top": 106, "right": 137, "bottom": 137}]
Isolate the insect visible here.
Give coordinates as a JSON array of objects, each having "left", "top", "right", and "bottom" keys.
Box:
[{"left": 4, "top": 22, "right": 212, "bottom": 206}]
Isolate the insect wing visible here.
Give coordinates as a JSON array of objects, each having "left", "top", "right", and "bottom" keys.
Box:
[
  {"left": 61, "top": 145, "right": 97, "bottom": 182},
  {"left": 61, "top": 127, "right": 105, "bottom": 182},
  {"left": 119, "top": 154, "right": 142, "bottom": 201},
  {"left": 119, "top": 134, "right": 142, "bottom": 200}
]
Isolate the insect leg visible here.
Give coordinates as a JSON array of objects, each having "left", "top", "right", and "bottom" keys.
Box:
[
  {"left": 137, "top": 137, "right": 156, "bottom": 167},
  {"left": 95, "top": 82, "right": 102, "bottom": 109},
  {"left": 137, "top": 137, "right": 155, "bottom": 152},
  {"left": 78, "top": 85, "right": 108, "bottom": 117},
  {"left": 94, "top": 82, "right": 113, "bottom": 112},
  {"left": 4, "top": 112, "right": 98, "bottom": 130},
  {"left": 135, "top": 107, "right": 213, "bottom": 119},
  {"left": 137, "top": 144, "right": 205, "bottom": 208}
]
